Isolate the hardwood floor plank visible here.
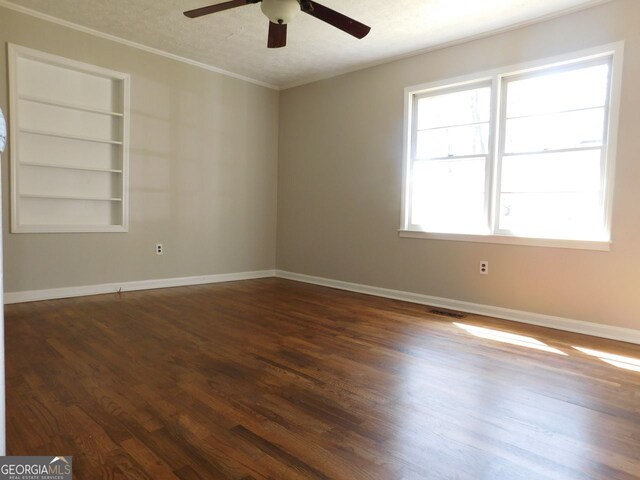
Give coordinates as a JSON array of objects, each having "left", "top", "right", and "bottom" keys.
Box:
[
  {"left": 118, "top": 437, "right": 179, "bottom": 480},
  {"left": 231, "top": 425, "right": 331, "bottom": 480},
  {"left": 6, "top": 278, "right": 640, "bottom": 479}
]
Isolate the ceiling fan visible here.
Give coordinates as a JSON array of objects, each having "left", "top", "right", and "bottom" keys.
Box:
[{"left": 184, "top": 0, "right": 371, "bottom": 48}]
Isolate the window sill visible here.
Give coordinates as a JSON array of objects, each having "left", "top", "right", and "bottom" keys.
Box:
[{"left": 398, "top": 230, "right": 611, "bottom": 251}]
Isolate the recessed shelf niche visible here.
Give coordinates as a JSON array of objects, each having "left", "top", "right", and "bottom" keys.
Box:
[{"left": 8, "top": 44, "right": 130, "bottom": 233}]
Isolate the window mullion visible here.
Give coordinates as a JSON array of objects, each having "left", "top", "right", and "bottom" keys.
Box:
[
  {"left": 492, "top": 76, "right": 511, "bottom": 235},
  {"left": 487, "top": 75, "right": 504, "bottom": 235}
]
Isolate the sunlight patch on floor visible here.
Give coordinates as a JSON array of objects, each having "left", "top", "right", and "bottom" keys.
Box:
[
  {"left": 454, "top": 323, "right": 567, "bottom": 355},
  {"left": 573, "top": 347, "right": 640, "bottom": 372}
]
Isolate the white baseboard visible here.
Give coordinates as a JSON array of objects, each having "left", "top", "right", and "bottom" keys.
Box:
[
  {"left": 276, "top": 270, "right": 640, "bottom": 345},
  {"left": 6, "top": 268, "right": 639, "bottom": 345},
  {"left": 4, "top": 270, "right": 277, "bottom": 304}
]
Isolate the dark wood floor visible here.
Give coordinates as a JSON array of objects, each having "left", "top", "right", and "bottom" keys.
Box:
[{"left": 5, "top": 278, "right": 640, "bottom": 479}]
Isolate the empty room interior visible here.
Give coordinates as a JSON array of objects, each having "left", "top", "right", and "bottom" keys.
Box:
[{"left": 1, "top": 0, "right": 640, "bottom": 478}]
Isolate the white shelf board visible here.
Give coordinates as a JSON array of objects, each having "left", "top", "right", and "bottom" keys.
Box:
[
  {"left": 18, "top": 94, "right": 124, "bottom": 117},
  {"left": 20, "top": 127, "right": 123, "bottom": 145},
  {"left": 14, "top": 224, "right": 128, "bottom": 234},
  {"left": 21, "top": 194, "right": 123, "bottom": 202},
  {"left": 21, "top": 161, "right": 123, "bottom": 173}
]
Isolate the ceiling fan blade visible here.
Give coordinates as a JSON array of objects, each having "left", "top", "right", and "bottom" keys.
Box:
[
  {"left": 184, "top": 0, "right": 254, "bottom": 19},
  {"left": 267, "top": 21, "right": 287, "bottom": 48},
  {"left": 304, "top": 1, "right": 371, "bottom": 39}
]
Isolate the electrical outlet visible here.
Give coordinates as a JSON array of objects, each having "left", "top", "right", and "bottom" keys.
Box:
[
  {"left": 479, "top": 261, "right": 489, "bottom": 275},
  {"left": 155, "top": 243, "right": 164, "bottom": 255}
]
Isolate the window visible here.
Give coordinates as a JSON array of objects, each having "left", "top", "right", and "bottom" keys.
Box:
[{"left": 402, "top": 44, "right": 623, "bottom": 250}]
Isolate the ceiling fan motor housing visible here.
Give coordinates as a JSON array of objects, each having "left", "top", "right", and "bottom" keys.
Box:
[{"left": 261, "top": 0, "right": 301, "bottom": 24}]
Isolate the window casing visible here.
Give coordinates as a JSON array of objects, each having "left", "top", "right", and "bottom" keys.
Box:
[{"left": 401, "top": 44, "right": 623, "bottom": 251}]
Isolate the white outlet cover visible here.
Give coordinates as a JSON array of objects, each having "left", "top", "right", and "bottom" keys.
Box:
[{"left": 479, "top": 261, "right": 489, "bottom": 275}]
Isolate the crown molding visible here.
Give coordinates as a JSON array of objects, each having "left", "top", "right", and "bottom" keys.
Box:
[
  {"left": 0, "top": 0, "right": 280, "bottom": 91},
  {"left": 280, "top": 0, "right": 615, "bottom": 90},
  {"left": 0, "top": 1, "right": 616, "bottom": 97}
]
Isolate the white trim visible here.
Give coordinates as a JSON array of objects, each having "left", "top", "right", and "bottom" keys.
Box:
[
  {"left": 404, "top": 42, "right": 624, "bottom": 97},
  {"left": 398, "top": 231, "right": 611, "bottom": 251},
  {"left": 9, "top": 43, "right": 131, "bottom": 79},
  {"left": 0, "top": 110, "right": 6, "bottom": 455},
  {"left": 8, "top": 43, "right": 18, "bottom": 236},
  {"left": 603, "top": 42, "right": 624, "bottom": 241},
  {"left": 275, "top": 270, "right": 640, "bottom": 345},
  {"left": 400, "top": 79, "right": 412, "bottom": 229},
  {"left": 122, "top": 66, "right": 131, "bottom": 232},
  {"left": 3, "top": 270, "right": 276, "bottom": 304},
  {"left": 6, "top": 268, "right": 639, "bottom": 345},
  {"left": 0, "top": 0, "right": 613, "bottom": 91},
  {"left": 0, "top": 0, "right": 278, "bottom": 91},
  {"left": 281, "top": 0, "right": 615, "bottom": 90}
]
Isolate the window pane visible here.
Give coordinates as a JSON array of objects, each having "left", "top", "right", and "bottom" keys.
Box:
[
  {"left": 406, "top": 53, "right": 615, "bottom": 241},
  {"left": 417, "top": 86, "right": 491, "bottom": 130},
  {"left": 499, "top": 150, "right": 604, "bottom": 238},
  {"left": 506, "top": 63, "right": 609, "bottom": 118},
  {"left": 411, "top": 158, "right": 487, "bottom": 233},
  {"left": 504, "top": 108, "right": 605, "bottom": 153},
  {"left": 499, "top": 192, "right": 603, "bottom": 239},
  {"left": 501, "top": 150, "right": 602, "bottom": 194},
  {"left": 416, "top": 124, "right": 490, "bottom": 159}
]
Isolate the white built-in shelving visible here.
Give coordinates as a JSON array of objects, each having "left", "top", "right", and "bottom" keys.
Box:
[{"left": 8, "top": 44, "right": 130, "bottom": 233}]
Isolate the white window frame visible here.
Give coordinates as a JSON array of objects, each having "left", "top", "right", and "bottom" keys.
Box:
[{"left": 400, "top": 43, "right": 624, "bottom": 251}]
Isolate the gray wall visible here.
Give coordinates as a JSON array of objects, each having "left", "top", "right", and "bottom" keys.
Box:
[
  {"left": 277, "top": 0, "right": 640, "bottom": 331},
  {"left": 3, "top": 1, "right": 640, "bottom": 334},
  {"left": 1, "top": 6, "right": 279, "bottom": 292}
]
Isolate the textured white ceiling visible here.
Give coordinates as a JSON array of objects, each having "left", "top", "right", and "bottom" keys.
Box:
[{"left": 5, "top": 0, "right": 609, "bottom": 88}]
